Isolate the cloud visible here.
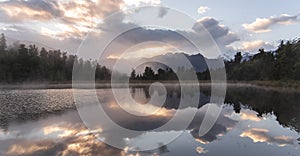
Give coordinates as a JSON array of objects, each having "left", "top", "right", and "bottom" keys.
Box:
[
  {"left": 74, "top": 13, "right": 240, "bottom": 60},
  {"left": 0, "top": 0, "right": 125, "bottom": 40},
  {"left": 2, "top": 24, "right": 82, "bottom": 53},
  {"left": 0, "top": 0, "right": 61, "bottom": 22},
  {"left": 96, "top": 17, "right": 239, "bottom": 59},
  {"left": 193, "top": 17, "right": 239, "bottom": 47},
  {"left": 123, "top": 0, "right": 161, "bottom": 7},
  {"left": 158, "top": 7, "right": 169, "bottom": 18},
  {"left": 243, "top": 14, "right": 300, "bottom": 33},
  {"left": 240, "top": 40, "right": 275, "bottom": 52},
  {"left": 0, "top": 1, "right": 238, "bottom": 58},
  {"left": 197, "top": 6, "right": 210, "bottom": 14}
]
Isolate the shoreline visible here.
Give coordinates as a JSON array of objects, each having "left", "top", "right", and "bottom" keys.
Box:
[{"left": 0, "top": 81, "right": 299, "bottom": 92}]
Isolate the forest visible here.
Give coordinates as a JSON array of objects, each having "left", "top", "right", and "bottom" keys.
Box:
[
  {"left": 0, "top": 33, "right": 300, "bottom": 83},
  {"left": 130, "top": 38, "right": 300, "bottom": 81},
  {"left": 0, "top": 33, "right": 111, "bottom": 83},
  {"left": 225, "top": 39, "right": 300, "bottom": 81}
]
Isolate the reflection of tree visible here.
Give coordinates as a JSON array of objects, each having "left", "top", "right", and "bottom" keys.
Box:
[
  {"left": 158, "top": 143, "right": 170, "bottom": 154},
  {"left": 130, "top": 85, "right": 211, "bottom": 109},
  {"left": 224, "top": 87, "right": 300, "bottom": 133}
]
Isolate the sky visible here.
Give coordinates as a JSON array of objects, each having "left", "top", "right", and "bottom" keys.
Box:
[{"left": 0, "top": 0, "right": 300, "bottom": 59}]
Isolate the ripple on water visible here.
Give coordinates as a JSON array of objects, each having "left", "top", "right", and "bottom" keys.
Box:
[{"left": 0, "top": 89, "right": 75, "bottom": 123}]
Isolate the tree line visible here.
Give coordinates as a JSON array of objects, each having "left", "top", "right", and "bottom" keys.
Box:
[
  {"left": 0, "top": 32, "right": 300, "bottom": 83},
  {"left": 130, "top": 38, "right": 300, "bottom": 82},
  {"left": 0, "top": 33, "right": 111, "bottom": 83},
  {"left": 224, "top": 39, "right": 300, "bottom": 81},
  {"left": 129, "top": 66, "right": 209, "bottom": 81},
  {"left": 130, "top": 67, "right": 178, "bottom": 81}
]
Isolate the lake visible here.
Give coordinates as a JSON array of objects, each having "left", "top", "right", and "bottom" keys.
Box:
[{"left": 0, "top": 85, "right": 299, "bottom": 156}]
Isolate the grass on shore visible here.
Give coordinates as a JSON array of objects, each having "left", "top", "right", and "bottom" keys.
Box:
[
  {"left": 1, "top": 80, "right": 300, "bottom": 90},
  {"left": 227, "top": 80, "right": 300, "bottom": 89}
]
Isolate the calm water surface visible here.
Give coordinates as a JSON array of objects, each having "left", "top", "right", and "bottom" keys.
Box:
[{"left": 0, "top": 86, "right": 299, "bottom": 156}]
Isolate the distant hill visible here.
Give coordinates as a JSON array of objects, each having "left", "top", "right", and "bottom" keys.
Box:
[
  {"left": 101, "top": 53, "right": 224, "bottom": 75},
  {"left": 5, "top": 36, "right": 54, "bottom": 51}
]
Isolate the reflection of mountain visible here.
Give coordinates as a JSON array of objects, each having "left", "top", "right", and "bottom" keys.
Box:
[
  {"left": 101, "top": 53, "right": 223, "bottom": 74},
  {"left": 147, "top": 53, "right": 210, "bottom": 72},
  {"left": 188, "top": 106, "right": 237, "bottom": 144},
  {"left": 134, "top": 61, "right": 169, "bottom": 74},
  {"left": 130, "top": 85, "right": 211, "bottom": 109}
]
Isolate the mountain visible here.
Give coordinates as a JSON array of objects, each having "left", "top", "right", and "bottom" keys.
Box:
[
  {"left": 101, "top": 53, "right": 224, "bottom": 75},
  {"left": 5, "top": 36, "right": 54, "bottom": 51},
  {"left": 241, "top": 52, "right": 253, "bottom": 62}
]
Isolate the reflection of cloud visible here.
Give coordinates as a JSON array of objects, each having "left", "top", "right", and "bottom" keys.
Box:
[
  {"left": 5, "top": 126, "right": 120, "bottom": 156},
  {"left": 43, "top": 125, "right": 77, "bottom": 138},
  {"left": 62, "top": 135, "right": 102, "bottom": 156},
  {"left": 108, "top": 101, "right": 174, "bottom": 117},
  {"left": 196, "top": 146, "right": 208, "bottom": 154},
  {"left": 243, "top": 14, "right": 300, "bottom": 33},
  {"left": 239, "top": 110, "right": 261, "bottom": 122},
  {"left": 42, "top": 123, "right": 103, "bottom": 139},
  {"left": 195, "top": 138, "right": 210, "bottom": 145},
  {"left": 6, "top": 134, "right": 122, "bottom": 156},
  {"left": 7, "top": 143, "right": 50, "bottom": 155},
  {"left": 240, "top": 128, "right": 295, "bottom": 146}
]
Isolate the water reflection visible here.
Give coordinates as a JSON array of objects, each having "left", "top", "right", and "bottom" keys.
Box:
[
  {"left": 224, "top": 86, "right": 300, "bottom": 133},
  {"left": 0, "top": 111, "right": 123, "bottom": 156},
  {"left": 0, "top": 86, "right": 299, "bottom": 155},
  {"left": 240, "top": 128, "right": 295, "bottom": 146}
]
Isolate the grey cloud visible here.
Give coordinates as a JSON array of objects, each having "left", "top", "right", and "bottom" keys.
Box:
[
  {"left": 109, "top": 16, "right": 237, "bottom": 46},
  {"left": 2, "top": 24, "right": 81, "bottom": 53},
  {"left": 16, "top": 0, "right": 61, "bottom": 17},
  {"left": 84, "top": 14, "right": 239, "bottom": 59},
  {"left": 193, "top": 17, "right": 239, "bottom": 44},
  {"left": 190, "top": 17, "right": 239, "bottom": 54},
  {"left": 158, "top": 7, "right": 169, "bottom": 18}
]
